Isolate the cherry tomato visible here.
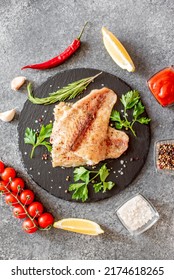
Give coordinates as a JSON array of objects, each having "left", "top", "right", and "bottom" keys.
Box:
[
  {"left": 20, "top": 190, "right": 34, "bottom": 205},
  {"left": 38, "top": 212, "right": 54, "bottom": 229},
  {"left": 28, "top": 201, "right": 44, "bottom": 218},
  {"left": 0, "top": 180, "right": 10, "bottom": 195},
  {"left": 5, "top": 193, "right": 19, "bottom": 206},
  {"left": 0, "top": 161, "right": 5, "bottom": 174},
  {"left": 1, "top": 167, "right": 16, "bottom": 182},
  {"left": 10, "top": 177, "right": 25, "bottom": 193},
  {"left": 13, "top": 205, "right": 27, "bottom": 219},
  {"left": 22, "top": 218, "right": 38, "bottom": 234}
]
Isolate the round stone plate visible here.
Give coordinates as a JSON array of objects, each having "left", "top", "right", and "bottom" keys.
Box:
[{"left": 18, "top": 68, "right": 150, "bottom": 202}]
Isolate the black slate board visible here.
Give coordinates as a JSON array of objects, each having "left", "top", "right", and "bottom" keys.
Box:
[{"left": 18, "top": 68, "right": 151, "bottom": 202}]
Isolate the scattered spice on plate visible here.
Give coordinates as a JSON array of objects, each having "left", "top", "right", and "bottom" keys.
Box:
[
  {"left": 42, "top": 153, "right": 49, "bottom": 160},
  {"left": 66, "top": 176, "right": 70, "bottom": 181}
]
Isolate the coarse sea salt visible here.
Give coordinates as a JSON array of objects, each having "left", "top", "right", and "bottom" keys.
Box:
[{"left": 117, "top": 195, "right": 155, "bottom": 232}]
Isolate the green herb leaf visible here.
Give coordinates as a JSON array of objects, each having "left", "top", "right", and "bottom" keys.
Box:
[
  {"left": 133, "top": 101, "right": 145, "bottom": 119},
  {"left": 137, "top": 117, "right": 151, "bottom": 124},
  {"left": 110, "top": 110, "right": 122, "bottom": 122},
  {"left": 120, "top": 90, "right": 140, "bottom": 109},
  {"left": 115, "top": 122, "right": 124, "bottom": 129},
  {"left": 24, "top": 123, "right": 53, "bottom": 158},
  {"left": 73, "top": 167, "right": 90, "bottom": 183},
  {"left": 110, "top": 111, "right": 126, "bottom": 129},
  {"left": 39, "top": 141, "right": 52, "bottom": 152},
  {"left": 28, "top": 72, "right": 102, "bottom": 105},
  {"left": 38, "top": 123, "right": 53, "bottom": 141},
  {"left": 93, "top": 182, "right": 103, "bottom": 193},
  {"left": 94, "top": 181, "right": 115, "bottom": 193},
  {"left": 99, "top": 164, "right": 109, "bottom": 182},
  {"left": 24, "top": 128, "right": 36, "bottom": 146},
  {"left": 103, "top": 181, "right": 115, "bottom": 192},
  {"left": 110, "top": 90, "right": 151, "bottom": 136},
  {"left": 69, "top": 164, "right": 115, "bottom": 201},
  {"left": 69, "top": 183, "right": 88, "bottom": 202}
]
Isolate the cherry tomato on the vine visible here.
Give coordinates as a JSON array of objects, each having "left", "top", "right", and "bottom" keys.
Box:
[
  {"left": 5, "top": 193, "right": 19, "bottom": 206},
  {"left": 1, "top": 167, "right": 16, "bottom": 182},
  {"left": 13, "top": 205, "right": 27, "bottom": 219},
  {"left": 10, "top": 177, "right": 25, "bottom": 193},
  {"left": 22, "top": 218, "right": 38, "bottom": 234},
  {"left": 20, "top": 190, "right": 34, "bottom": 205},
  {"left": 28, "top": 201, "right": 44, "bottom": 218},
  {"left": 0, "top": 161, "right": 5, "bottom": 174},
  {"left": 0, "top": 180, "right": 10, "bottom": 195},
  {"left": 38, "top": 212, "right": 54, "bottom": 229}
]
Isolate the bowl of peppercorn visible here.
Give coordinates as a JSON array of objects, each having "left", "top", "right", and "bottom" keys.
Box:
[{"left": 155, "top": 140, "right": 174, "bottom": 174}]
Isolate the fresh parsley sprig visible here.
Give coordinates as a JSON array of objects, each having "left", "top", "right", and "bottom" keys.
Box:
[
  {"left": 69, "top": 164, "right": 115, "bottom": 202},
  {"left": 24, "top": 123, "right": 53, "bottom": 158},
  {"left": 110, "top": 90, "right": 151, "bottom": 136}
]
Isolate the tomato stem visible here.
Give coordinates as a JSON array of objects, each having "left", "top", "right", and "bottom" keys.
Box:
[{"left": 2, "top": 183, "right": 52, "bottom": 231}]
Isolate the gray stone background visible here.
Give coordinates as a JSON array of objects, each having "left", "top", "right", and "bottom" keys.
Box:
[{"left": 0, "top": 0, "right": 173, "bottom": 260}]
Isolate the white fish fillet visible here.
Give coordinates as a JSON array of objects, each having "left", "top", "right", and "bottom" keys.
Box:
[{"left": 50, "top": 87, "right": 129, "bottom": 167}]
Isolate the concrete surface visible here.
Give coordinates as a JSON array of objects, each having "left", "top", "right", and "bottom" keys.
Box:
[{"left": 0, "top": 0, "right": 174, "bottom": 260}]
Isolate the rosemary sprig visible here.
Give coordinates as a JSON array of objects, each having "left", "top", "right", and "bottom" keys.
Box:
[{"left": 28, "top": 72, "right": 102, "bottom": 105}]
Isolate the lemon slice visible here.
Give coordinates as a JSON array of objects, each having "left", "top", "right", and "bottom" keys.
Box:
[
  {"left": 102, "top": 27, "right": 135, "bottom": 72},
  {"left": 53, "top": 218, "right": 104, "bottom": 235}
]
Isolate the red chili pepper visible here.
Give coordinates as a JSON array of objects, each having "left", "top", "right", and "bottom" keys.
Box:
[{"left": 21, "top": 22, "right": 88, "bottom": 70}]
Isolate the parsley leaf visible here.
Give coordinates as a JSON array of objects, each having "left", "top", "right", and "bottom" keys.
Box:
[
  {"left": 111, "top": 90, "right": 151, "bottom": 136},
  {"left": 93, "top": 182, "right": 103, "bottom": 193},
  {"left": 99, "top": 164, "right": 109, "bottom": 182},
  {"left": 73, "top": 167, "right": 90, "bottom": 183},
  {"left": 24, "top": 123, "right": 53, "bottom": 158},
  {"left": 24, "top": 128, "right": 36, "bottom": 145},
  {"left": 103, "top": 181, "right": 115, "bottom": 192},
  {"left": 38, "top": 123, "right": 53, "bottom": 141},
  {"left": 110, "top": 110, "right": 122, "bottom": 122},
  {"left": 69, "top": 183, "right": 88, "bottom": 202},
  {"left": 120, "top": 90, "right": 140, "bottom": 109},
  {"left": 68, "top": 164, "right": 115, "bottom": 202},
  {"left": 133, "top": 101, "right": 145, "bottom": 119},
  {"left": 137, "top": 117, "right": 151, "bottom": 124}
]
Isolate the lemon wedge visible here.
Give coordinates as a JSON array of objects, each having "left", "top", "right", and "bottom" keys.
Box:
[
  {"left": 53, "top": 218, "right": 104, "bottom": 235},
  {"left": 102, "top": 27, "right": 135, "bottom": 72}
]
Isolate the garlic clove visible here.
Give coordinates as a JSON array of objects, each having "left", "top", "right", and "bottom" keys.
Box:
[
  {"left": 11, "top": 76, "right": 26, "bottom": 91},
  {"left": 0, "top": 108, "right": 16, "bottom": 122}
]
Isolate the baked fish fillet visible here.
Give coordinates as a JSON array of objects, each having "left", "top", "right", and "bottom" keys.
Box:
[{"left": 50, "top": 88, "right": 129, "bottom": 167}]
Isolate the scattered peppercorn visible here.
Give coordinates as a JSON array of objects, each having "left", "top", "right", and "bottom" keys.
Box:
[
  {"left": 66, "top": 176, "right": 70, "bottom": 181},
  {"left": 42, "top": 153, "right": 49, "bottom": 160},
  {"left": 157, "top": 143, "right": 174, "bottom": 170}
]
